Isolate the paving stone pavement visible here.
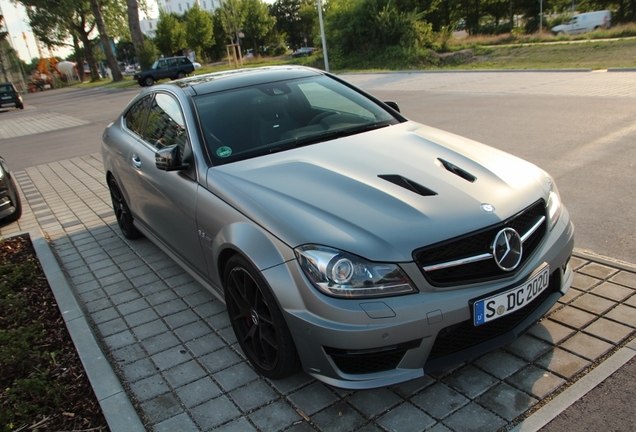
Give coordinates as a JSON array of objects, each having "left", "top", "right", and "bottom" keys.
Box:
[{"left": 2, "top": 153, "right": 635, "bottom": 432}]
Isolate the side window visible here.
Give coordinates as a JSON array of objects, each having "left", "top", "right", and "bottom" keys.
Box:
[
  {"left": 124, "top": 96, "right": 150, "bottom": 137},
  {"left": 144, "top": 93, "right": 188, "bottom": 153}
]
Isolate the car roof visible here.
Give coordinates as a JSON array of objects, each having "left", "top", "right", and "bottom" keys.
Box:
[{"left": 165, "top": 66, "right": 325, "bottom": 96}]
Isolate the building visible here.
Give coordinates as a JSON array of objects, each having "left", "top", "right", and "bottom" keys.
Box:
[{"left": 140, "top": 0, "right": 221, "bottom": 37}]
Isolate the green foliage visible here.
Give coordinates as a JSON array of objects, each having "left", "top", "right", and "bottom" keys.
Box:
[
  {"left": 155, "top": 10, "right": 187, "bottom": 56},
  {"left": 241, "top": 0, "right": 276, "bottom": 52},
  {"left": 326, "top": 0, "right": 434, "bottom": 60},
  {"left": 185, "top": 3, "right": 215, "bottom": 60},
  {"left": 137, "top": 40, "right": 157, "bottom": 70}
]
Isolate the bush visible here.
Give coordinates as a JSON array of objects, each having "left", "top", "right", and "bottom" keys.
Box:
[{"left": 137, "top": 40, "right": 158, "bottom": 70}]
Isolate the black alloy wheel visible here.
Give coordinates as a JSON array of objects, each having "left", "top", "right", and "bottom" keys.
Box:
[
  {"left": 108, "top": 177, "right": 142, "bottom": 239},
  {"left": 224, "top": 255, "right": 300, "bottom": 379},
  {"left": 144, "top": 76, "right": 155, "bottom": 86}
]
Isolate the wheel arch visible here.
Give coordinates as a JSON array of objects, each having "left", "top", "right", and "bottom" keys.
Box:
[{"left": 211, "top": 221, "right": 294, "bottom": 288}]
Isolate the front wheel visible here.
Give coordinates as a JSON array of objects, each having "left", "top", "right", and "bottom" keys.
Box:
[
  {"left": 144, "top": 76, "right": 155, "bottom": 86},
  {"left": 224, "top": 255, "right": 300, "bottom": 379},
  {"left": 176, "top": 71, "right": 186, "bottom": 79},
  {"left": 108, "top": 177, "right": 142, "bottom": 240}
]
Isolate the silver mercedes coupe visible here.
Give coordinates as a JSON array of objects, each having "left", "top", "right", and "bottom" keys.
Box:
[{"left": 102, "top": 66, "right": 574, "bottom": 389}]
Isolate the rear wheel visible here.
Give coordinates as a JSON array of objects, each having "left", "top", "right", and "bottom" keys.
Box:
[
  {"left": 144, "top": 76, "right": 155, "bottom": 86},
  {"left": 224, "top": 255, "right": 300, "bottom": 379},
  {"left": 108, "top": 177, "right": 142, "bottom": 239}
]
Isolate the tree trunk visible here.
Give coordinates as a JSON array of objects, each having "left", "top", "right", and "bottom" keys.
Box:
[
  {"left": 90, "top": 0, "right": 122, "bottom": 81},
  {"left": 126, "top": 0, "right": 145, "bottom": 62},
  {"left": 76, "top": 29, "right": 99, "bottom": 81}
]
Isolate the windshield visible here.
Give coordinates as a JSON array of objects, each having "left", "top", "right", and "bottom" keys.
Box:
[{"left": 194, "top": 75, "right": 402, "bottom": 165}]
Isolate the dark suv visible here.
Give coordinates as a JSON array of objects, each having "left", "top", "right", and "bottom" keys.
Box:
[
  {"left": 134, "top": 57, "right": 195, "bottom": 87},
  {"left": 0, "top": 83, "right": 24, "bottom": 110}
]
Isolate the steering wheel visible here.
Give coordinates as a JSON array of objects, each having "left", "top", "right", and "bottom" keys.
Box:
[{"left": 308, "top": 111, "right": 336, "bottom": 126}]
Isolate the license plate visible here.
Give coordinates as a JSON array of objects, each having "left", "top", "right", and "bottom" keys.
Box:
[{"left": 473, "top": 265, "right": 550, "bottom": 326}]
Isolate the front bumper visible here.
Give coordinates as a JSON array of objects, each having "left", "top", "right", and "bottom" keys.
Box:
[{"left": 264, "top": 209, "right": 574, "bottom": 389}]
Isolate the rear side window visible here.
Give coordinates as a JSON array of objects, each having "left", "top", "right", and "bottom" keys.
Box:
[{"left": 124, "top": 96, "right": 150, "bottom": 137}]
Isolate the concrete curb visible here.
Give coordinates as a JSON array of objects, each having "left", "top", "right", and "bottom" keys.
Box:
[
  {"left": 573, "top": 247, "right": 636, "bottom": 272},
  {"left": 29, "top": 231, "right": 146, "bottom": 432}
]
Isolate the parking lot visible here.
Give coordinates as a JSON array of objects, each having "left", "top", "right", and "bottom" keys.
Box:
[{"left": 1, "top": 71, "right": 635, "bottom": 431}]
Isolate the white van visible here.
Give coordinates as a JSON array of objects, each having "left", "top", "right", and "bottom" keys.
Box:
[{"left": 551, "top": 10, "right": 611, "bottom": 35}]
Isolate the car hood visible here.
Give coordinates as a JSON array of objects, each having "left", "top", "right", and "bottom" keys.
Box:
[{"left": 206, "top": 121, "right": 550, "bottom": 262}]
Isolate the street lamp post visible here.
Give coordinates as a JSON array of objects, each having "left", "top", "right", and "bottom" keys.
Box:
[{"left": 316, "top": 0, "right": 329, "bottom": 72}]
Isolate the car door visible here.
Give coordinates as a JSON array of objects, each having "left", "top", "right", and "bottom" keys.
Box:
[{"left": 128, "top": 91, "right": 208, "bottom": 277}]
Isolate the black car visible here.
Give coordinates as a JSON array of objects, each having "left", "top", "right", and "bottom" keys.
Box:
[
  {"left": 0, "top": 157, "right": 22, "bottom": 223},
  {"left": 0, "top": 83, "right": 24, "bottom": 110},
  {"left": 134, "top": 57, "right": 195, "bottom": 87}
]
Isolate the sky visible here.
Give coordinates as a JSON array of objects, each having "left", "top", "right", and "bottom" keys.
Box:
[{"left": 0, "top": 0, "right": 41, "bottom": 62}]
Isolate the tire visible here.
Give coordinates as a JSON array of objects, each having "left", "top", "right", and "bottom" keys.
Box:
[
  {"left": 137, "top": 80, "right": 146, "bottom": 87},
  {"left": 144, "top": 76, "right": 155, "bottom": 86},
  {"left": 108, "top": 176, "right": 142, "bottom": 239},
  {"left": 3, "top": 178, "right": 22, "bottom": 223},
  {"left": 176, "top": 71, "right": 186, "bottom": 79},
  {"left": 16, "top": 103, "right": 24, "bottom": 110},
  {"left": 224, "top": 255, "right": 300, "bottom": 379}
]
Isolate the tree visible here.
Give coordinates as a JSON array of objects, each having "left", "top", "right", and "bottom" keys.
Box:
[
  {"left": 219, "top": 0, "right": 246, "bottom": 45},
  {"left": 89, "top": 0, "right": 122, "bottom": 81},
  {"left": 154, "top": 10, "right": 186, "bottom": 56},
  {"left": 270, "top": 0, "right": 319, "bottom": 49},
  {"left": 125, "top": 0, "right": 146, "bottom": 63},
  {"left": 185, "top": 4, "right": 214, "bottom": 60},
  {"left": 242, "top": 0, "right": 275, "bottom": 53},
  {"left": 20, "top": 0, "right": 104, "bottom": 81}
]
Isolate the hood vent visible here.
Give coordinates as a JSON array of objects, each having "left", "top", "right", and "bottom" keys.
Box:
[
  {"left": 379, "top": 174, "right": 437, "bottom": 196},
  {"left": 438, "top": 158, "right": 477, "bottom": 183}
]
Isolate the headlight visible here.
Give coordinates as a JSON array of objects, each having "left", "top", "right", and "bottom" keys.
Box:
[
  {"left": 545, "top": 173, "right": 562, "bottom": 230},
  {"left": 295, "top": 245, "right": 417, "bottom": 298}
]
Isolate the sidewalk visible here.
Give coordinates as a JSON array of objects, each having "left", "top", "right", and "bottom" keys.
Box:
[{"left": 2, "top": 154, "right": 635, "bottom": 432}]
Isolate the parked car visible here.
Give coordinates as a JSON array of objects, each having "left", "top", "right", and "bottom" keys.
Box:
[
  {"left": 123, "top": 65, "right": 137, "bottom": 75},
  {"left": 102, "top": 66, "right": 574, "bottom": 389},
  {"left": 0, "top": 82, "right": 24, "bottom": 110},
  {"left": 133, "top": 56, "right": 195, "bottom": 87},
  {"left": 551, "top": 10, "right": 611, "bottom": 35},
  {"left": 292, "top": 47, "right": 317, "bottom": 58},
  {"left": 0, "top": 156, "right": 22, "bottom": 223}
]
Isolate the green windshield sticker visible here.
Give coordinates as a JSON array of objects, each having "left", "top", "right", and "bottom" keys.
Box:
[{"left": 217, "top": 146, "right": 232, "bottom": 158}]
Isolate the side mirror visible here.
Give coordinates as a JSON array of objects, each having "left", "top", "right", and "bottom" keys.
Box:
[
  {"left": 384, "top": 101, "right": 400, "bottom": 113},
  {"left": 155, "top": 145, "right": 189, "bottom": 171}
]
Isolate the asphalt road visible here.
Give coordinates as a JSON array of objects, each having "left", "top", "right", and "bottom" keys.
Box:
[{"left": 1, "top": 71, "right": 635, "bottom": 266}]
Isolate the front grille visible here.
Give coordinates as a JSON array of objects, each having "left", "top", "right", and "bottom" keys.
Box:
[
  {"left": 325, "top": 340, "right": 421, "bottom": 375},
  {"left": 426, "top": 271, "right": 559, "bottom": 362},
  {"left": 414, "top": 200, "right": 546, "bottom": 286}
]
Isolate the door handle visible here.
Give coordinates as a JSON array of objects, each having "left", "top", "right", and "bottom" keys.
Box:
[{"left": 131, "top": 154, "right": 142, "bottom": 169}]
